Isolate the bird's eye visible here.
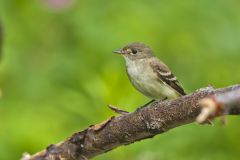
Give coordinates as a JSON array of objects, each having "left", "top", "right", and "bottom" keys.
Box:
[{"left": 132, "top": 49, "right": 138, "bottom": 54}]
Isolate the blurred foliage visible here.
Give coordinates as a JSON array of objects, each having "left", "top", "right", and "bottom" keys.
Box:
[{"left": 0, "top": 0, "right": 240, "bottom": 159}]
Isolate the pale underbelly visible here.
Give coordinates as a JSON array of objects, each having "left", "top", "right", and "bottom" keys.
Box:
[
  {"left": 129, "top": 74, "right": 179, "bottom": 100},
  {"left": 125, "top": 58, "right": 180, "bottom": 100}
]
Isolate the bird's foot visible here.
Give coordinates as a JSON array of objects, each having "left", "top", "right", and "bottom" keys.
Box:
[
  {"left": 136, "top": 99, "right": 156, "bottom": 111},
  {"left": 136, "top": 97, "right": 168, "bottom": 111}
]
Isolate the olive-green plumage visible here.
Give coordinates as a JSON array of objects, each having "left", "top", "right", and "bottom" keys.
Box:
[{"left": 113, "top": 42, "right": 186, "bottom": 100}]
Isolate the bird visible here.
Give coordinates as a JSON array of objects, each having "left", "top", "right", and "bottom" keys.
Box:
[{"left": 113, "top": 42, "right": 186, "bottom": 102}]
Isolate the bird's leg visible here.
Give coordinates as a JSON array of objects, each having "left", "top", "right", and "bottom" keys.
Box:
[
  {"left": 136, "top": 97, "right": 168, "bottom": 111},
  {"left": 144, "top": 99, "right": 156, "bottom": 107},
  {"left": 136, "top": 99, "right": 156, "bottom": 111}
]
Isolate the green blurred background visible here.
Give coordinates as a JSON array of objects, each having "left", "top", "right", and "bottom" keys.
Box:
[{"left": 0, "top": 0, "right": 240, "bottom": 159}]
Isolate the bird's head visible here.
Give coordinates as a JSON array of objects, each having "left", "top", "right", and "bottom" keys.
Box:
[{"left": 113, "top": 42, "right": 154, "bottom": 61}]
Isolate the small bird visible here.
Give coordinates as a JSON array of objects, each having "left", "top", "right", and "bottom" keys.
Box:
[{"left": 113, "top": 42, "right": 186, "bottom": 102}]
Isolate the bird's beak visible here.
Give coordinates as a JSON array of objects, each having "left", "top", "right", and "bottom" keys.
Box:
[{"left": 112, "top": 49, "right": 124, "bottom": 55}]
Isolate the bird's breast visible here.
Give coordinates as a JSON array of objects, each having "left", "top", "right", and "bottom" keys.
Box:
[
  {"left": 124, "top": 58, "right": 179, "bottom": 100},
  {"left": 126, "top": 59, "right": 154, "bottom": 82}
]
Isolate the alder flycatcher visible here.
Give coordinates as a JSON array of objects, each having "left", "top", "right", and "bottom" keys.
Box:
[{"left": 113, "top": 42, "right": 186, "bottom": 101}]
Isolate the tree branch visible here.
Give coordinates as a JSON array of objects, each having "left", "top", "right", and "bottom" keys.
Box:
[
  {"left": 24, "top": 84, "right": 240, "bottom": 160},
  {"left": 197, "top": 86, "right": 240, "bottom": 123}
]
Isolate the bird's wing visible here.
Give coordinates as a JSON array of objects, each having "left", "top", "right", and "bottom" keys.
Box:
[{"left": 150, "top": 60, "right": 186, "bottom": 96}]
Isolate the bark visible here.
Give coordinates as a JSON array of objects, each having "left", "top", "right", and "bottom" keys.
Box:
[
  {"left": 197, "top": 85, "right": 240, "bottom": 123},
  {"left": 23, "top": 84, "right": 240, "bottom": 160}
]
